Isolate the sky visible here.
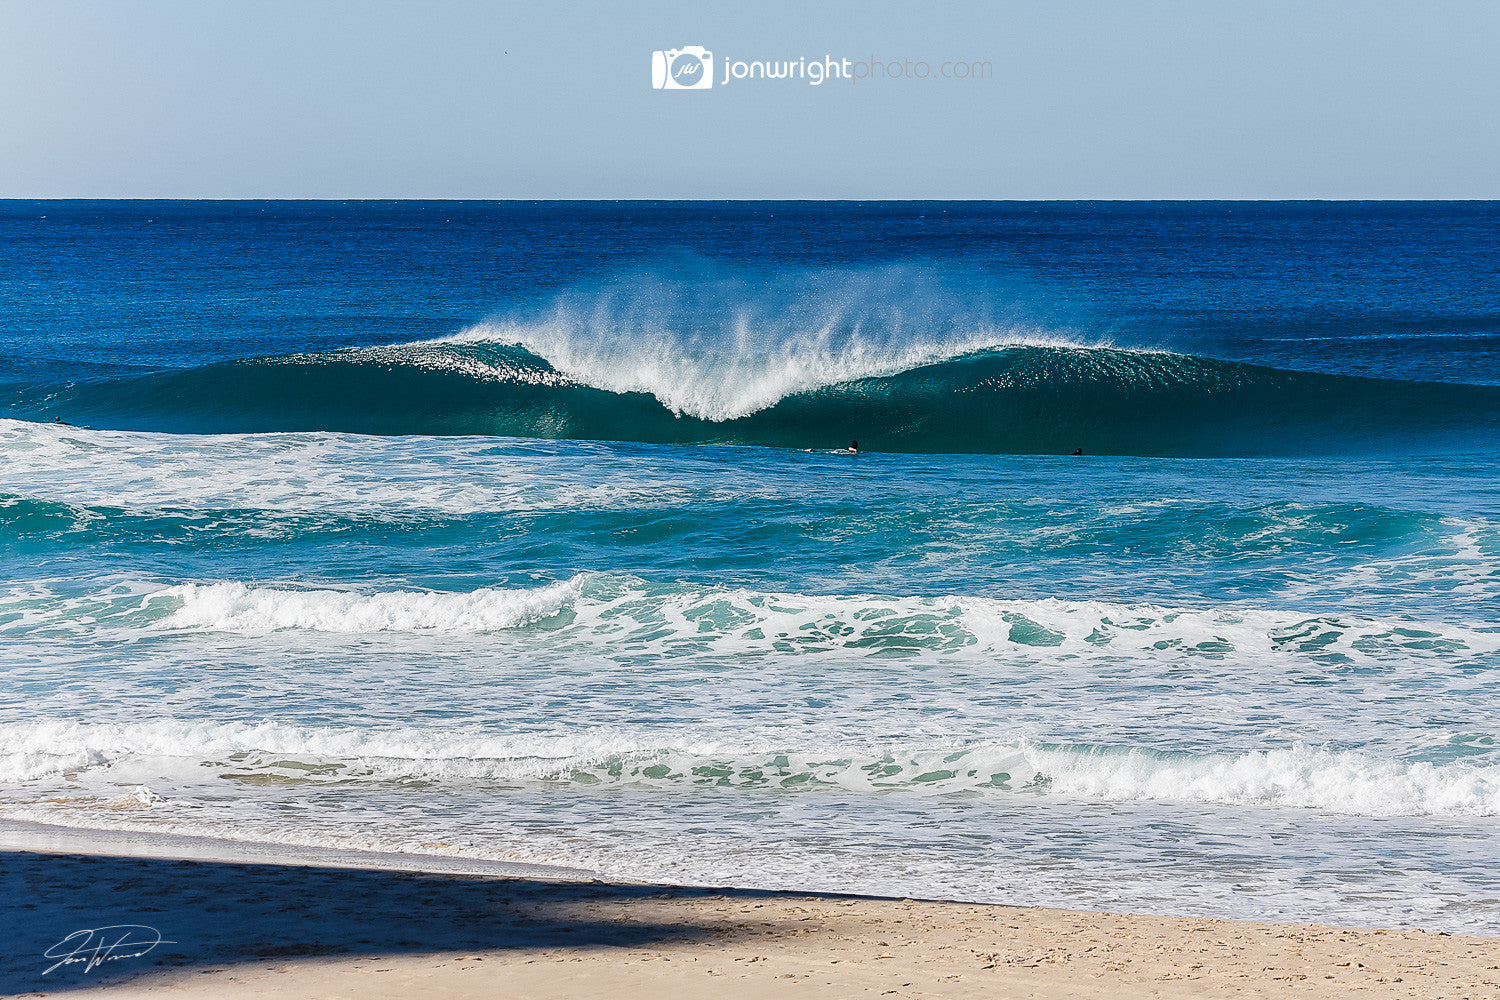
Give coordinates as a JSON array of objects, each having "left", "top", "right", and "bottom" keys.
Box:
[{"left": 1, "top": 0, "right": 1497, "bottom": 199}]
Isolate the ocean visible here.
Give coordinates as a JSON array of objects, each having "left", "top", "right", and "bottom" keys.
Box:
[{"left": 2, "top": 200, "right": 1498, "bottom": 932}]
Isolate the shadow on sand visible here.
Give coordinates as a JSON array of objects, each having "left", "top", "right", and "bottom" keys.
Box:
[{"left": 2, "top": 849, "right": 829, "bottom": 995}]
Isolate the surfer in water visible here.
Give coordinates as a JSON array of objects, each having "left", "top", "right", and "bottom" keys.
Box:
[
  {"left": 840, "top": 440, "right": 859, "bottom": 455},
  {"left": 1071, "top": 447, "right": 1082, "bottom": 456}
]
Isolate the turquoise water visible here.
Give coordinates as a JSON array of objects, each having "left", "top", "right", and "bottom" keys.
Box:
[{"left": 2, "top": 201, "right": 1499, "bottom": 931}]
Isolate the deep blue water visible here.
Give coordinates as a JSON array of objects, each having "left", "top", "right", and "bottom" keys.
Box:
[{"left": 2, "top": 201, "right": 1498, "bottom": 932}]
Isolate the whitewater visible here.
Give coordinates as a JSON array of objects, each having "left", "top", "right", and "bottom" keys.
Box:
[{"left": 3, "top": 199, "right": 1499, "bottom": 933}]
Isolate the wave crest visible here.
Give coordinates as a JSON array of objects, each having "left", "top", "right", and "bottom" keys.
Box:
[
  {"left": 14, "top": 575, "right": 1484, "bottom": 665},
  {"left": 451, "top": 264, "right": 1099, "bottom": 420},
  {"left": 6, "top": 263, "right": 1499, "bottom": 454},
  {"left": 154, "top": 578, "right": 583, "bottom": 633},
  {"left": 5, "top": 720, "right": 1496, "bottom": 817}
]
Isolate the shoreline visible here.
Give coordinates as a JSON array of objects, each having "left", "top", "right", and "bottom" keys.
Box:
[
  {"left": 5, "top": 820, "right": 1497, "bottom": 998},
  {"left": 0, "top": 817, "right": 594, "bottom": 881}
]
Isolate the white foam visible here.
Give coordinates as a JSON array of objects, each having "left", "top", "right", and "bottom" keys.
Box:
[
  {"left": 0, "top": 718, "right": 785, "bottom": 784},
  {"left": 1032, "top": 743, "right": 1500, "bottom": 817},
  {"left": 9, "top": 572, "right": 1498, "bottom": 663},
  {"left": 561, "top": 580, "right": 1500, "bottom": 663},
  {"left": 152, "top": 576, "right": 583, "bottom": 633},
  {"left": 0, "top": 419, "right": 698, "bottom": 517},
  {"left": 3, "top": 718, "right": 1495, "bottom": 818}
]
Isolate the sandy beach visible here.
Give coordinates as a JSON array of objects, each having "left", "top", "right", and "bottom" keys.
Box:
[{"left": 4, "top": 823, "right": 1496, "bottom": 999}]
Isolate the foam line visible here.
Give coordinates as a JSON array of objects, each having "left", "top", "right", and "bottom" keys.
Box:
[{"left": 3, "top": 721, "right": 1495, "bottom": 817}]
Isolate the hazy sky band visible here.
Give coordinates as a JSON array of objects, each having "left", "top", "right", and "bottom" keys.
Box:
[{"left": 1, "top": 0, "right": 1497, "bottom": 198}]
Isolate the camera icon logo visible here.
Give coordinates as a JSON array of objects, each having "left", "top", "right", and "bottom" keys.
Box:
[{"left": 651, "top": 46, "right": 714, "bottom": 90}]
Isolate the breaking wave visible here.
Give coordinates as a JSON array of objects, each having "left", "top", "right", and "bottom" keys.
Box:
[
  {"left": 4, "top": 719, "right": 1497, "bottom": 817},
  {"left": 6, "top": 574, "right": 1496, "bottom": 666},
  {"left": 11, "top": 340, "right": 1500, "bottom": 456},
  {"left": 8, "top": 267, "right": 1498, "bottom": 455}
]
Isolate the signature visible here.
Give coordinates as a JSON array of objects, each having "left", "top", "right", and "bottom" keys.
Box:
[{"left": 43, "top": 925, "right": 175, "bottom": 976}]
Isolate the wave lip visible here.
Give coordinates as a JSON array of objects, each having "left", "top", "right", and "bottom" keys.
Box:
[
  {"left": 439, "top": 263, "right": 1099, "bottom": 422},
  {"left": 444, "top": 320, "right": 1100, "bottom": 422}
]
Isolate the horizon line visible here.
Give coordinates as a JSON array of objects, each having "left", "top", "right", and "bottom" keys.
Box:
[{"left": 3, "top": 196, "right": 1499, "bottom": 204}]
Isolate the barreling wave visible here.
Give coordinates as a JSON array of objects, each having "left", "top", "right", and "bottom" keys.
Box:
[
  {"left": 4, "top": 718, "right": 1497, "bottom": 817},
  {"left": 10, "top": 337, "right": 1500, "bottom": 456}
]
